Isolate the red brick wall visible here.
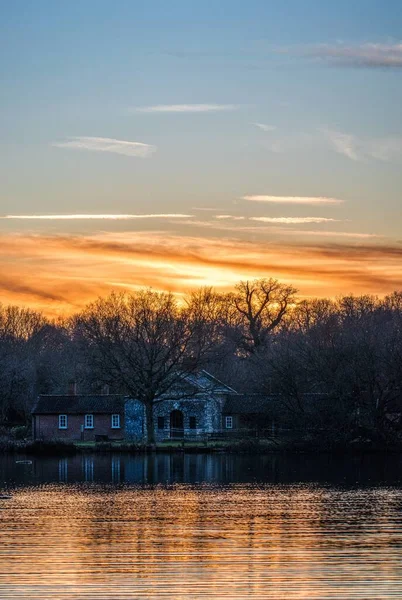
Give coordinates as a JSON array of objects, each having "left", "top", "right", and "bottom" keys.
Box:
[{"left": 33, "top": 413, "right": 124, "bottom": 441}]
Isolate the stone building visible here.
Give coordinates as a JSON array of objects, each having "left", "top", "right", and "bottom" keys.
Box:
[{"left": 125, "top": 371, "right": 238, "bottom": 442}]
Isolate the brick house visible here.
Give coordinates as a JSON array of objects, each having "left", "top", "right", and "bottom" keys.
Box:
[{"left": 32, "top": 392, "right": 125, "bottom": 441}]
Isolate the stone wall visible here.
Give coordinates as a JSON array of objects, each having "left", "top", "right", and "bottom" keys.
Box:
[
  {"left": 124, "top": 399, "right": 146, "bottom": 442},
  {"left": 125, "top": 395, "right": 223, "bottom": 442}
]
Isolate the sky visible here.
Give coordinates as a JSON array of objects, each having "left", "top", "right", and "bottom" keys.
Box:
[{"left": 1, "top": 0, "right": 402, "bottom": 315}]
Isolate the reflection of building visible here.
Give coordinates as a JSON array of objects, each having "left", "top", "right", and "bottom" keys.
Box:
[
  {"left": 111, "top": 457, "right": 121, "bottom": 483},
  {"left": 58, "top": 458, "right": 68, "bottom": 482},
  {"left": 83, "top": 457, "right": 94, "bottom": 482}
]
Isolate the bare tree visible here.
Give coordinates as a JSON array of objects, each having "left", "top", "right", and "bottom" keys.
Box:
[
  {"left": 76, "top": 290, "right": 203, "bottom": 443},
  {"left": 229, "top": 278, "right": 297, "bottom": 353},
  {"left": 291, "top": 298, "right": 338, "bottom": 334},
  {"left": 184, "top": 287, "right": 236, "bottom": 363},
  {"left": 0, "top": 305, "right": 48, "bottom": 422}
]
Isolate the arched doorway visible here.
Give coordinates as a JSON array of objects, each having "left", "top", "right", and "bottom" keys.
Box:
[{"left": 170, "top": 410, "right": 184, "bottom": 439}]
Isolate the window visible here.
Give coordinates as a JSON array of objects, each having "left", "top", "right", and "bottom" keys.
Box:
[
  {"left": 59, "top": 414, "right": 68, "bottom": 429},
  {"left": 158, "top": 416, "right": 165, "bottom": 430},
  {"left": 189, "top": 416, "right": 197, "bottom": 429},
  {"left": 225, "top": 416, "right": 233, "bottom": 429},
  {"left": 85, "top": 414, "right": 94, "bottom": 429},
  {"left": 111, "top": 414, "right": 120, "bottom": 429}
]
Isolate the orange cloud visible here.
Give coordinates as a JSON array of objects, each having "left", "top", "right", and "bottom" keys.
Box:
[{"left": 0, "top": 231, "right": 401, "bottom": 315}]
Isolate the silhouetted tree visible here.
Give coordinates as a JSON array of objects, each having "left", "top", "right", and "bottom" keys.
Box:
[
  {"left": 228, "top": 278, "right": 297, "bottom": 354},
  {"left": 76, "top": 290, "right": 206, "bottom": 443}
]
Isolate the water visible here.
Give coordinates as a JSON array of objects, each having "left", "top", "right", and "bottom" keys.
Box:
[{"left": 1, "top": 453, "right": 402, "bottom": 599}]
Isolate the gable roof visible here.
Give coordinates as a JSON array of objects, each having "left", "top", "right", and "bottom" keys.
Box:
[
  {"left": 182, "top": 370, "right": 238, "bottom": 395},
  {"left": 32, "top": 395, "right": 125, "bottom": 415}
]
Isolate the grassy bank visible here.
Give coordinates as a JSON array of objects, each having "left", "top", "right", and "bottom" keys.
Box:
[{"left": 2, "top": 436, "right": 402, "bottom": 455}]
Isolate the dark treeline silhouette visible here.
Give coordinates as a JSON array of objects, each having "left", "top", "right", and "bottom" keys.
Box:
[{"left": 1, "top": 279, "right": 401, "bottom": 446}]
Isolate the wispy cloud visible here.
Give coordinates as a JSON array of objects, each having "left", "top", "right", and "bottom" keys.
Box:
[
  {"left": 365, "top": 137, "right": 402, "bottom": 161},
  {"left": 242, "top": 195, "right": 343, "bottom": 205},
  {"left": 256, "top": 127, "right": 402, "bottom": 163},
  {"left": 306, "top": 42, "right": 402, "bottom": 68},
  {"left": 192, "top": 207, "right": 221, "bottom": 212},
  {"left": 133, "top": 104, "right": 239, "bottom": 113},
  {"left": 1, "top": 214, "right": 192, "bottom": 220},
  {"left": 207, "top": 215, "right": 341, "bottom": 225},
  {"left": 176, "top": 219, "right": 379, "bottom": 240},
  {"left": 321, "top": 129, "right": 360, "bottom": 161},
  {"left": 250, "top": 217, "right": 339, "bottom": 224},
  {"left": 322, "top": 128, "right": 402, "bottom": 162},
  {"left": 284, "top": 230, "right": 380, "bottom": 239},
  {"left": 252, "top": 122, "right": 277, "bottom": 132},
  {"left": 215, "top": 215, "right": 246, "bottom": 220},
  {"left": 52, "top": 136, "right": 156, "bottom": 157}
]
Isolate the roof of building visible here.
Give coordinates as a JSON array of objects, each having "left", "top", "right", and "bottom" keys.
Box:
[
  {"left": 223, "top": 394, "right": 272, "bottom": 414},
  {"left": 182, "top": 370, "right": 238, "bottom": 395},
  {"left": 32, "top": 395, "right": 125, "bottom": 415},
  {"left": 223, "top": 393, "right": 329, "bottom": 415}
]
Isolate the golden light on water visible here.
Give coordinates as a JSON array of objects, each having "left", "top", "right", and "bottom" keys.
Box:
[{"left": 1, "top": 479, "right": 401, "bottom": 599}]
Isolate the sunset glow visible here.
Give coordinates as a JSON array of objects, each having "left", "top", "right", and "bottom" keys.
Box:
[
  {"left": 0, "top": 229, "right": 401, "bottom": 315},
  {"left": 2, "top": 4, "right": 402, "bottom": 599},
  {"left": 0, "top": 1, "right": 401, "bottom": 317}
]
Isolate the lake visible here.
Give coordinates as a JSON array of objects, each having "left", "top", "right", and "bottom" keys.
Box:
[{"left": 1, "top": 452, "right": 402, "bottom": 599}]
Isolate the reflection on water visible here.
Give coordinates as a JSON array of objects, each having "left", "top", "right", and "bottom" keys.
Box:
[
  {"left": 3, "top": 452, "right": 402, "bottom": 487},
  {"left": 1, "top": 453, "right": 402, "bottom": 599}
]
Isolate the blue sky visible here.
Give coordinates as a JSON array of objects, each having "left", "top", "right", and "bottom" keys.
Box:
[{"left": 0, "top": 1, "right": 401, "bottom": 311}]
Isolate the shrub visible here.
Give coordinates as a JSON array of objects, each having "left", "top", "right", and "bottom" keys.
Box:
[{"left": 10, "top": 425, "right": 30, "bottom": 440}]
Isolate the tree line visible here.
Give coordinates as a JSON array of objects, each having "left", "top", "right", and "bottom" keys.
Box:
[{"left": 1, "top": 279, "right": 401, "bottom": 444}]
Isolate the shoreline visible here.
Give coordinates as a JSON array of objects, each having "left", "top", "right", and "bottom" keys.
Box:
[{"left": 2, "top": 438, "right": 402, "bottom": 456}]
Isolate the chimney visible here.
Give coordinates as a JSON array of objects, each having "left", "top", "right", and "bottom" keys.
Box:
[
  {"left": 68, "top": 380, "right": 77, "bottom": 396},
  {"left": 101, "top": 384, "right": 110, "bottom": 396}
]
